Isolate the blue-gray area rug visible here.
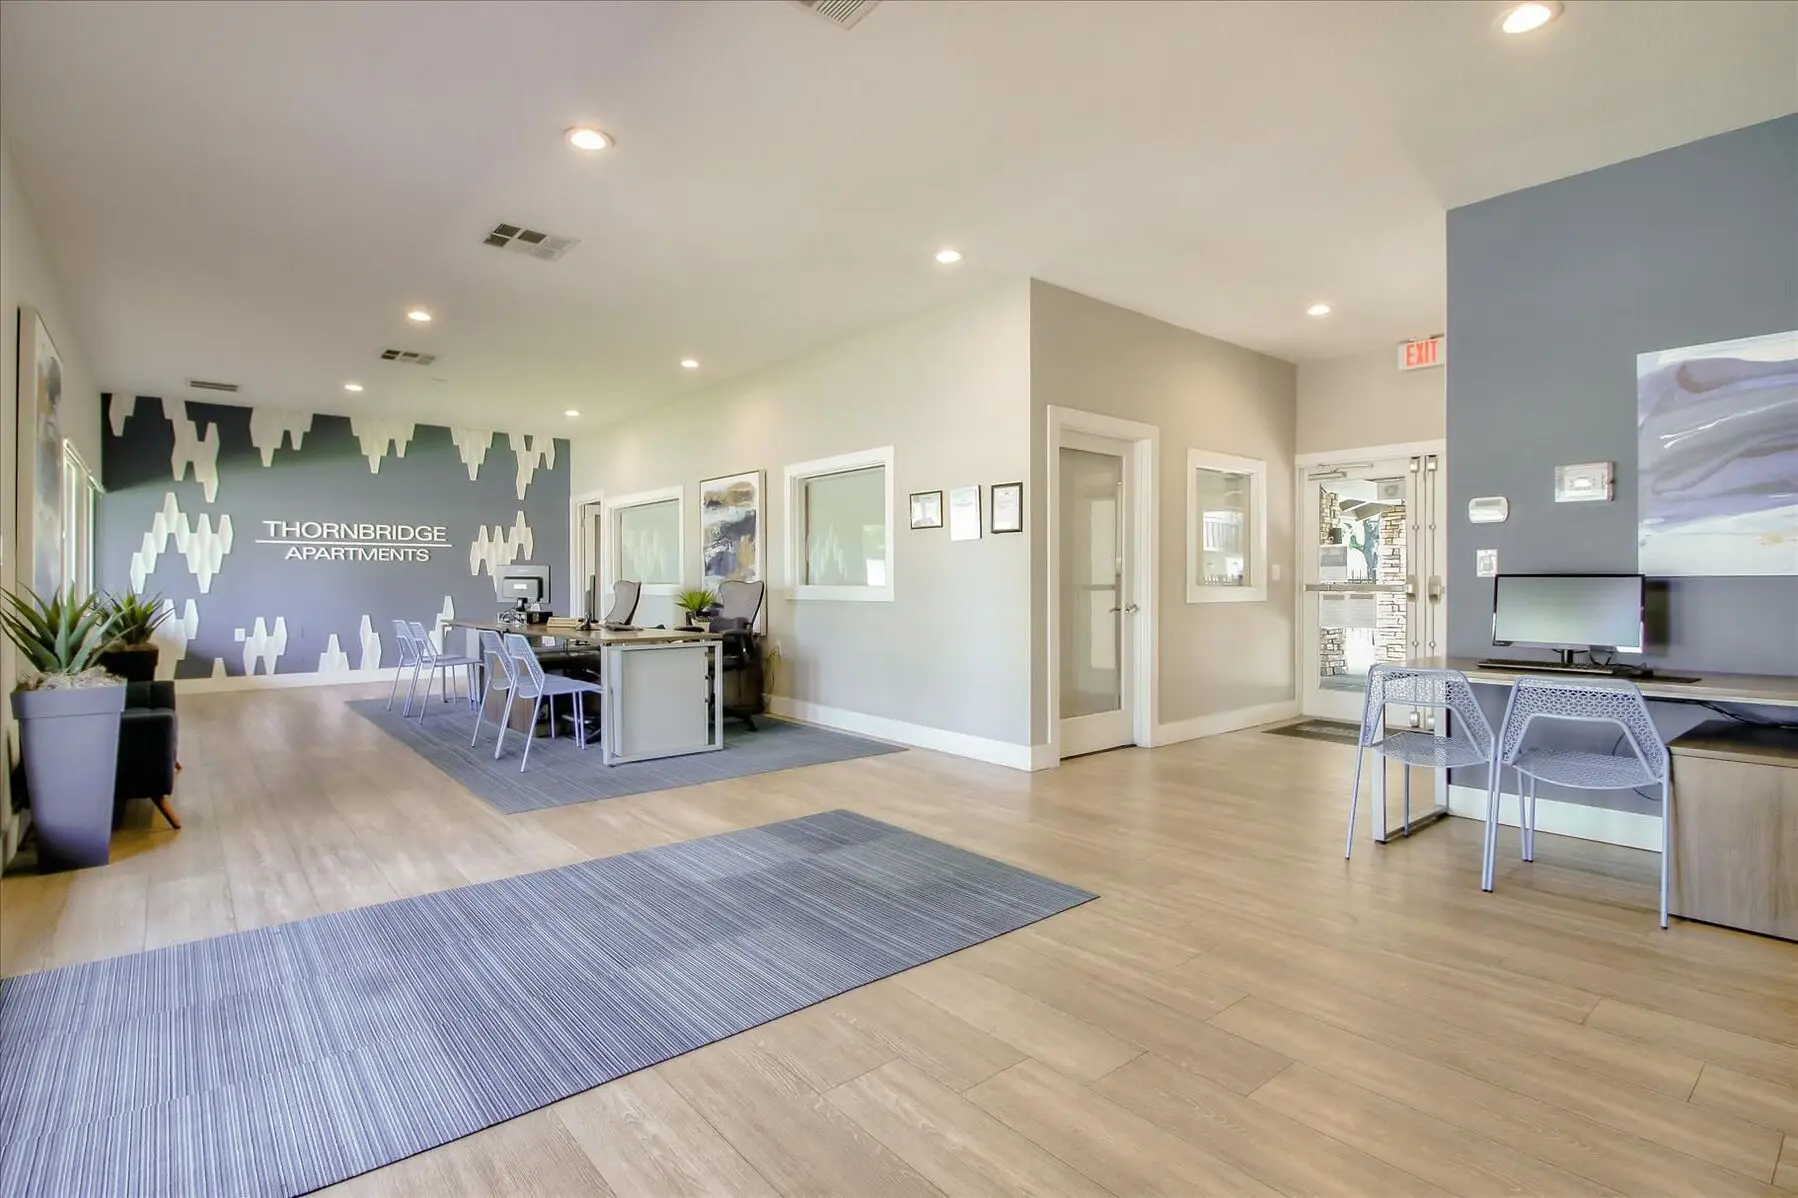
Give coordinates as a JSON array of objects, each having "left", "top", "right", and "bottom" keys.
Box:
[
  {"left": 349, "top": 699, "right": 904, "bottom": 814},
  {"left": 0, "top": 810, "right": 1095, "bottom": 1197}
]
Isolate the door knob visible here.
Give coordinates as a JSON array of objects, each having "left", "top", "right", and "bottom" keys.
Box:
[{"left": 1124, "top": 603, "right": 1139, "bottom": 614}]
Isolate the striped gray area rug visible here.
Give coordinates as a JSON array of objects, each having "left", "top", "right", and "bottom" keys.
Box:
[
  {"left": 349, "top": 700, "right": 904, "bottom": 814},
  {"left": 0, "top": 810, "right": 1094, "bottom": 1197}
]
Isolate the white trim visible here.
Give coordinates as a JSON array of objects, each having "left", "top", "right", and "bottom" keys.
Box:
[
  {"left": 1045, "top": 406, "right": 1159, "bottom": 762},
  {"left": 1446, "top": 783, "right": 1661, "bottom": 852},
  {"left": 782, "top": 446, "right": 896, "bottom": 603},
  {"left": 604, "top": 485, "right": 685, "bottom": 596},
  {"left": 768, "top": 697, "right": 1048, "bottom": 770},
  {"left": 1186, "top": 446, "right": 1268, "bottom": 604},
  {"left": 1152, "top": 700, "right": 1300, "bottom": 747},
  {"left": 568, "top": 486, "right": 605, "bottom": 616},
  {"left": 1295, "top": 438, "right": 1447, "bottom": 467},
  {"left": 176, "top": 668, "right": 408, "bottom": 694}
]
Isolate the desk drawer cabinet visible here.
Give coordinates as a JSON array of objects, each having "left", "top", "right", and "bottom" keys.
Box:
[{"left": 1668, "top": 721, "right": 1798, "bottom": 942}]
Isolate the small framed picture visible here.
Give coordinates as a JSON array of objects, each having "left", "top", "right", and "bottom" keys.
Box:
[
  {"left": 909, "top": 490, "right": 944, "bottom": 529},
  {"left": 990, "top": 481, "right": 1023, "bottom": 533}
]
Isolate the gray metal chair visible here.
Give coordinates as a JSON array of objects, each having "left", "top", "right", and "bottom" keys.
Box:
[
  {"left": 389, "top": 619, "right": 423, "bottom": 713},
  {"left": 1345, "top": 664, "right": 1495, "bottom": 858},
  {"left": 499, "top": 633, "right": 605, "bottom": 770},
  {"left": 407, "top": 620, "right": 481, "bottom": 722},
  {"left": 1484, "top": 676, "right": 1671, "bottom": 927},
  {"left": 604, "top": 580, "right": 641, "bottom": 625},
  {"left": 471, "top": 629, "right": 516, "bottom": 752}
]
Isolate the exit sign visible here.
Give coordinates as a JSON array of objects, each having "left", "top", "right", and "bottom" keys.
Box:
[{"left": 1398, "top": 335, "right": 1445, "bottom": 371}]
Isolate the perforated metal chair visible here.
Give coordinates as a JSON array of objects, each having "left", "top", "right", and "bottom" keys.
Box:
[
  {"left": 1345, "top": 665, "right": 1495, "bottom": 858},
  {"left": 1484, "top": 676, "right": 1671, "bottom": 927},
  {"left": 499, "top": 633, "right": 605, "bottom": 770},
  {"left": 389, "top": 619, "right": 423, "bottom": 713},
  {"left": 407, "top": 620, "right": 481, "bottom": 723},
  {"left": 470, "top": 630, "right": 516, "bottom": 751},
  {"left": 604, "top": 580, "right": 642, "bottom": 625}
]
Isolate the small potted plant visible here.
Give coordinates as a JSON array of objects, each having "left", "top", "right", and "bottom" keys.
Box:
[
  {"left": 98, "top": 590, "right": 171, "bottom": 683},
  {"left": 674, "top": 587, "right": 719, "bottom": 629},
  {"left": 2, "top": 588, "right": 125, "bottom": 869}
]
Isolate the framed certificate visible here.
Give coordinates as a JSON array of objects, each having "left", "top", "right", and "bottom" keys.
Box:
[{"left": 990, "top": 481, "right": 1022, "bottom": 534}]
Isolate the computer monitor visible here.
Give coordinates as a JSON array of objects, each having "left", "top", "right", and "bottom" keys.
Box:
[
  {"left": 495, "top": 565, "right": 551, "bottom": 606},
  {"left": 1491, "top": 573, "right": 1644, "bottom": 660}
]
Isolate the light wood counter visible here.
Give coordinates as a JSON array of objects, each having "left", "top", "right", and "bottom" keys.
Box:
[{"left": 1415, "top": 656, "right": 1798, "bottom": 709}]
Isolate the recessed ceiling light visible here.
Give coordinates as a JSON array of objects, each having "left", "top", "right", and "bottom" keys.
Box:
[
  {"left": 566, "top": 127, "right": 613, "bottom": 151},
  {"left": 1306, "top": 302, "right": 1332, "bottom": 317},
  {"left": 935, "top": 248, "right": 963, "bottom": 264},
  {"left": 1500, "top": 1, "right": 1561, "bottom": 34},
  {"left": 680, "top": 358, "right": 699, "bottom": 370},
  {"left": 406, "top": 309, "right": 432, "bottom": 323},
  {"left": 343, "top": 383, "right": 364, "bottom": 392},
  {"left": 564, "top": 409, "right": 580, "bottom": 418}
]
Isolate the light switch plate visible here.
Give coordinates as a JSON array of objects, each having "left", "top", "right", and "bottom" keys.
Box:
[
  {"left": 1476, "top": 549, "right": 1498, "bottom": 578},
  {"left": 1270, "top": 563, "right": 1283, "bottom": 582}
]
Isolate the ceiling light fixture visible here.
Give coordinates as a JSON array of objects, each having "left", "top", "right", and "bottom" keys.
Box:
[
  {"left": 1500, "top": 1, "right": 1561, "bottom": 34},
  {"left": 680, "top": 358, "right": 699, "bottom": 370},
  {"left": 343, "top": 383, "right": 364, "bottom": 392},
  {"left": 566, "top": 127, "right": 613, "bottom": 151},
  {"left": 1306, "top": 302, "right": 1332, "bottom": 317},
  {"left": 935, "top": 248, "right": 963, "bottom": 264},
  {"left": 406, "top": 309, "right": 432, "bottom": 323},
  {"left": 564, "top": 409, "right": 580, "bottom": 418}
]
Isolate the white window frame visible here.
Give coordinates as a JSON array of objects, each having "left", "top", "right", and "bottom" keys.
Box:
[
  {"left": 784, "top": 446, "right": 895, "bottom": 602},
  {"left": 1186, "top": 447, "right": 1267, "bottom": 604},
  {"left": 605, "top": 485, "right": 685, "bottom": 596}
]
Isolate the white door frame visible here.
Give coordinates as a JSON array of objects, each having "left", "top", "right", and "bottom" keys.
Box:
[
  {"left": 1046, "top": 405, "right": 1159, "bottom": 760},
  {"left": 569, "top": 486, "right": 605, "bottom": 617}
]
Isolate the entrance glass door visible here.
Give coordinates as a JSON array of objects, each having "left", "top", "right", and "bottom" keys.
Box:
[{"left": 1301, "top": 453, "right": 1444, "bottom": 722}]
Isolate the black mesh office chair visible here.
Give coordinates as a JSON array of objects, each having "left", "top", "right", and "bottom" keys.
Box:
[
  {"left": 604, "top": 579, "right": 642, "bottom": 626},
  {"left": 711, "top": 580, "right": 766, "bottom": 729}
]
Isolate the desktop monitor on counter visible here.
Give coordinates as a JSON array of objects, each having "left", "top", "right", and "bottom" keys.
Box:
[
  {"left": 1491, "top": 573, "right": 1644, "bottom": 658},
  {"left": 495, "top": 565, "right": 551, "bottom": 607}
]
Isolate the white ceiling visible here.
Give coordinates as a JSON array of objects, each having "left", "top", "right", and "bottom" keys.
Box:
[{"left": 3, "top": 0, "right": 1794, "bottom": 431}]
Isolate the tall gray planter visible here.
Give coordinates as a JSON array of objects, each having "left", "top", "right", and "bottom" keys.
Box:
[{"left": 12, "top": 684, "right": 125, "bottom": 869}]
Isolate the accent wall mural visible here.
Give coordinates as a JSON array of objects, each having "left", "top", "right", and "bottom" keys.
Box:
[
  {"left": 699, "top": 469, "right": 762, "bottom": 588},
  {"left": 1637, "top": 330, "right": 1798, "bottom": 577},
  {"left": 98, "top": 395, "right": 569, "bottom": 681}
]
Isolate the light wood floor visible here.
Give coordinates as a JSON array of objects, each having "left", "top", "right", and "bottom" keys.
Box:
[{"left": 4, "top": 684, "right": 1796, "bottom": 1196}]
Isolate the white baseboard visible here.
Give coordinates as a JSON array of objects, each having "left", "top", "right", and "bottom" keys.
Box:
[
  {"left": 176, "top": 668, "right": 406, "bottom": 695},
  {"left": 1152, "top": 699, "right": 1300, "bottom": 748},
  {"left": 768, "top": 697, "right": 1046, "bottom": 771},
  {"left": 1446, "top": 783, "right": 1661, "bottom": 852}
]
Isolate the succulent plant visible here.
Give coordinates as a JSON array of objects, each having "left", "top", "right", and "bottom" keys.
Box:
[{"left": 1, "top": 588, "right": 121, "bottom": 685}]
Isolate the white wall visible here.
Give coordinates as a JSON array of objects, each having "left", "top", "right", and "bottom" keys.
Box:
[
  {"left": 570, "top": 283, "right": 1035, "bottom": 760},
  {"left": 1296, "top": 345, "right": 1444, "bottom": 455},
  {"left": 1, "top": 133, "right": 102, "bottom": 857},
  {"left": 1028, "top": 281, "right": 1298, "bottom": 740}
]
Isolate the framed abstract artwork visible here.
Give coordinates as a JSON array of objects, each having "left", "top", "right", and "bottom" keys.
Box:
[
  {"left": 1638, "top": 330, "right": 1797, "bottom": 577},
  {"left": 18, "top": 307, "right": 65, "bottom": 599},
  {"left": 699, "top": 469, "right": 762, "bottom": 588}
]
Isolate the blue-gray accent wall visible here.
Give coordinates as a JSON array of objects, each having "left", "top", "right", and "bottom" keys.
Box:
[
  {"left": 98, "top": 396, "right": 568, "bottom": 680},
  {"left": 1445, "top": 115, "right": 1798, "bottom": 677}
]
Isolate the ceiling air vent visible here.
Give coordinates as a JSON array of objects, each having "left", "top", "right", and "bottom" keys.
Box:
[
  {"left": 793, "top": 0, "right": 880, "bottom": 27},
  {"left": 187, "top": 379, "right": 240, "bottom": 393},
  {"left": 380, "top": 349, "right": 438, "bottom": 366},
  {"left": 482, "top": 222, "right": 579, "bottom": 262}
]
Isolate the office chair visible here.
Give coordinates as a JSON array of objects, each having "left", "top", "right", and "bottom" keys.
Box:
[
  {"left": 1484, "top": 676, "right": 1671, "bottom": 927},
  {"left": 604, "top": 580, "right": 642, "bottom": 626},
  {"left": 712, "top": 579, "right": 766, "bottom": 729},
  {"left": 1345, "top": 664, "right": 1495, "bottom": 858}
]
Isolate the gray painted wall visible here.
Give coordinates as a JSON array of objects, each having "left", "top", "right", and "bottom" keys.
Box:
[
  {"left": 1446, "top": 115, "right": 1798, "bottom": 677},
  {"left": 99, "top": 396, "right": 568, "bottom": 680}
]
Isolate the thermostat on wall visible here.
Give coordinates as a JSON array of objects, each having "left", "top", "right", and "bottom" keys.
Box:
[
  {"left": 1468, "top": 496, "right": 1508, "bottom": 524},
  {"left": 1555, "top": 461, "right": 1614, "bottom": 503}
]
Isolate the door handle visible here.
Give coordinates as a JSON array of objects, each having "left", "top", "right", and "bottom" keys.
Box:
[
  {"left": 1428, "top": 575, "right": 1444, "bottom": 601},
  {"left": 1125, "top": 603, "right": 1139, "bottom": 614}
]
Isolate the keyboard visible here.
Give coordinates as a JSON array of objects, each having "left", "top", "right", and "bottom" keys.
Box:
[{"left": 1475, "top": 659, "right": 1700, "bottom": 685}]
